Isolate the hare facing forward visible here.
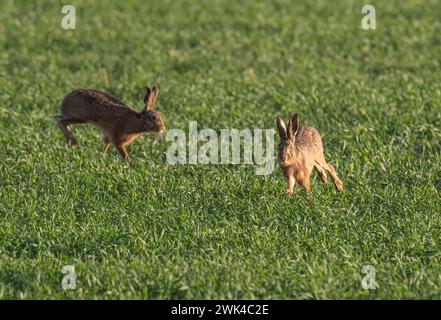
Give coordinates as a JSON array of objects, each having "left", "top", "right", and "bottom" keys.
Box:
[
  {"left": 276, "top": 114, "right": 343, "bottom": 197},
  {"left": 53, "top": 87, "right": 165, "bottom": 161}
]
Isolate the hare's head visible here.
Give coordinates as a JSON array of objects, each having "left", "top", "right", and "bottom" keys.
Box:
[
  {"left": 140, "top": 86, "right": 165, "bottom": 133},
  {"left": 276, "top": 114, "right": 300, "bottom": 147}
]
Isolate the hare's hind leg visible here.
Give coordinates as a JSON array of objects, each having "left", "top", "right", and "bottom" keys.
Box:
[
  {"left": 314, "top": 162, "right": 328, "bottom": 183},
  {"left": 327, "top": 163, "right": 343, "bottom": 192},
  {"left": 116, "top": 143, "right": 131, "bottom": 162},
  {"left": 53, "top": 116, "right": 80, "bottom": 148},
  {"left": 103, "top": 136, "right": 111, "bottom": 153},
  {"left": 317, "top": 160, "right": 343, "bottom": 192}
]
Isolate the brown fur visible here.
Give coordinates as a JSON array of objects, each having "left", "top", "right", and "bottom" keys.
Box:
[
  {"left": 53, "top": 87, "right": 165, "bottom": 161},
  {"left": 276, "top": 114, "right": 343, "bottom": 197}
]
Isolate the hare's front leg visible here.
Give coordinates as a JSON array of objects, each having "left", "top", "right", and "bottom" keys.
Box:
[
  {"left": 297, "top": 171, "right": 311, "bottom": 193},
  {"left": 284, "top": 175, "right": 296, "bottom": 196},
  {"left": 297, "top": 169, "right": 314, "bottom": 202}
]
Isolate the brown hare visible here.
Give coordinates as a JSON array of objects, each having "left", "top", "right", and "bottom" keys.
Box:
[
  {"left": 276, "top": 114, "right": 343, "bottom": 197},
  {"left": 53, "top": 87, "right": 165, "bottom": 161}
]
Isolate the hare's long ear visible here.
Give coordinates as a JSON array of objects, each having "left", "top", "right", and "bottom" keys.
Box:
[
  {"left": 143, "top": 87, "right": 152, "bottom": 109},
  {"left": 151, "top": 86, "right": 159, "bottom": 110},
  {"left": 145, "top": 86, "right": 159, "bottom": 111},
  {"left": 287, "top": 114, "right": 300, "bottom": 139},
  {"left": 276, "top": 115, "right": 287, "bottom": 139}
]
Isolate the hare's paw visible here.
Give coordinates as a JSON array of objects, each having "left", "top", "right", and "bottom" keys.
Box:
[
  {"left": 335, "top": 180, "right": 344, "bottom": 192},
  {"left": 68, "top": 138, "right": 78, "bottom": 149},
  {"left": 305, "top": 193, "right": 312, "bottom": 204},
  {"left": 283, "top": 189, "right": 294, "bottom": 196}
]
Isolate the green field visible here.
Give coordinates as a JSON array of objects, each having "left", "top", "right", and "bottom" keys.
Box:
[{"left": 1, "top": 0, "right": 440, "bottom": 299}]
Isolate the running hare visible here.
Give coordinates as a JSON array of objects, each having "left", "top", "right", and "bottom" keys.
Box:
[
  {"left": 276, "top": 114, "right": 343, "bottom": 197},
  {"left": 53, "top": 87, "right": 164, "bottom": 161}
]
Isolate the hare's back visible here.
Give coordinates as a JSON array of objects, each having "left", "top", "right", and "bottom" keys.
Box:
[
  {"left": 296, "top": 125, "right": 323, "bottom": 152},
  {"left": 60, "top": 89, "right": 130, "bottom": 119},
  {"left": 64, "top": 89, "right": 126, "bottom": 107}
]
